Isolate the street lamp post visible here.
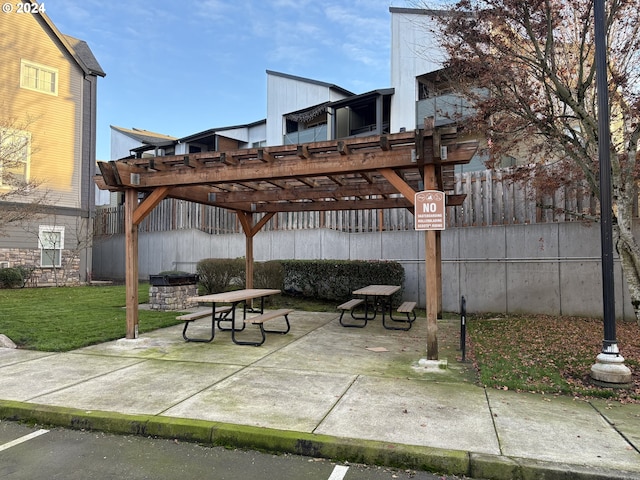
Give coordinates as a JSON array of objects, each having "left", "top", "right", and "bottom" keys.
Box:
[{"left": 589, "top": 0, "right": 632, "bottom": 386}]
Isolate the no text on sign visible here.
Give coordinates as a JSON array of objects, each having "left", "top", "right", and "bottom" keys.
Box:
[{"left": 415, "top": 190, "right": 445, "bottom": 231}]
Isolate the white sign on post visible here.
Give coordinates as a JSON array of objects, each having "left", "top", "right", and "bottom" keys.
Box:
[{"left": 414, "top": 190, "right": 446, "bottom": 231}]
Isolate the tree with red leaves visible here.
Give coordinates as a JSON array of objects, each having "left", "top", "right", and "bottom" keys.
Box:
[{"left": 431, "top": 0, "right": 640, "bottom": 322}]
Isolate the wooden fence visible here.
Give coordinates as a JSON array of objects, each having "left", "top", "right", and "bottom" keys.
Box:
[
  {"left": 450, "top": 169, "right": 602, "bottom": 226},
  {"left": 93, "top": 169, "right": 610, "bottom": 236}
]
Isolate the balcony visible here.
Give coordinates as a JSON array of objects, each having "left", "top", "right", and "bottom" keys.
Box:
[
  {"left": 283, "top": 124, "right": 328, "bottom": 145},
  {"left": 416, "top": 92, "right": 475, "bottom": 127}
]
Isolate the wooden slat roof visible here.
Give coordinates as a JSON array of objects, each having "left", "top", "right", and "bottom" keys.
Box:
[{"left": 95, "top": 128, "right": 478, "bottom": 214}]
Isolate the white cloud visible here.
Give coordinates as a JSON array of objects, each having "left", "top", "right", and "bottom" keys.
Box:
[
  {"left": 321, "top": 3, "right": 389, "bottom": 70},
  {"left": 195, "top": 0, "right": 236, "bottom": 21},
  {"left": 267, "top": 44, "right": 320, "bottom": 65}
]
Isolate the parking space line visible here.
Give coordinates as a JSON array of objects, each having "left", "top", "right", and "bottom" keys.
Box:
[
  {"left": 0, "top": 429, "right": 49, "bottom": 453},
  {"left": 328, "top": 465, "right": 349, "bottom": 480}
]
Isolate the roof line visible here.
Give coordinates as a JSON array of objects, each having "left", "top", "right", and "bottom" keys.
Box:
[
  {"left": 328, "top": 88, "right": 395, "bottom": 108},
  {"left": 110, "top": 125, "right": 177, "bottom": 142},
  {"left": 266, "top": 70, "right": 354, "bottom": 97},
  {"left": 177, "top": 119, "right": 266, "bottom": 143},
  {"left": 32, "top": 1, "right": 105, "bottom": 77}
]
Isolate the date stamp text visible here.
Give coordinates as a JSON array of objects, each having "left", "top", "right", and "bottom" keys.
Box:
[{"left": 2, "top": 2, "right": 46, "bottom": 14}]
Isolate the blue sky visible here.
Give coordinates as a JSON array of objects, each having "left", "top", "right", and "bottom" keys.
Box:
[{"left": 47, "top": 0, "right": 415, "bottom": 160}]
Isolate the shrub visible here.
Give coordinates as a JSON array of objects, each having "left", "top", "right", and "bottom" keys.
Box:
[
  {"left": 196, "top": 258, "right": 245, "bottom": 294},
  {"left": 0, "top": 267, "right": 25, "bottom": 289},
  {"left": 282, "top": 260, "right": 405, "bottom": 304},
  {"left": 15, "top": 265, "right": 35, "bottom": 287},
  {"left": 196, "top": 258, "right": 405, "bottom": 304},
  {"left": 254, "top": 260, "right": 284, "bottom": 289}
]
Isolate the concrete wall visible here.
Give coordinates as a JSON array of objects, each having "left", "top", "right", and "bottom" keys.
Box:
[
  {"left": 92, "top": 222, "right": 635, "bottom": 320},
  {"left": 440, "top": 222, "right": 632, "bottom": 319}
]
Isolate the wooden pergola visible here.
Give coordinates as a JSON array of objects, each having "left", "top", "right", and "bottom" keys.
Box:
[{"left": 95, "top": 123, "right": 477, "bottom": 359}]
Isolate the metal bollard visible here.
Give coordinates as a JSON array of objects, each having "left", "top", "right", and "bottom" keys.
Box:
[{"left": 460, "top": 296, "right": 466, "bottom": 362}]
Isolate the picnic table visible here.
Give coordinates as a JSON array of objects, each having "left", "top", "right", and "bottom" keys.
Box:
[
  {"left": 338, "top": 284, "right": 415, "bottom": 330},
  {"left": 185, "top": 289, "right": 292, "bottom": 346}
]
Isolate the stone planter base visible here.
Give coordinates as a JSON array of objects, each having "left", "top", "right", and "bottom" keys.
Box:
[{"left": 149, "top": 284, "right": 198, "bottom": 311}]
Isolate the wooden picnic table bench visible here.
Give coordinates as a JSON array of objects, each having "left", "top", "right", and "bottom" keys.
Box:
[
  {"left": 337, "top": 298, "right": 365, "bottom": 326},
  {"left": 177, "top": 305, "right": 232, "bottom": 343},
  {"left": 396, "top": 301, "right": 417, "bottom": 322},
  {"left": 338, "top": 285, "right": 416, "bottom": 330},
  {"left": 186, "top": 289, "right": 288, "bottom": 346},
  {"left": 233, "top": 308, "right": 294, "bottom": 346}
]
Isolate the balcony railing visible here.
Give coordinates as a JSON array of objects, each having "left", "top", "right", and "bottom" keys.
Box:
[
  {"left": 283, "top": 124, "right": 328, "bottom": 145},
  {"left": 416, "top": 92, "right": 475, "bottom": 127}
]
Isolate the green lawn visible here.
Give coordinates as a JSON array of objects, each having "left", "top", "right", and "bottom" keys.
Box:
[
  {"left": 0, "top": 284, "right": 182, "bottom": 351},
  {"left": 0, "top": 285, "right": 340, "bottom": 352}
]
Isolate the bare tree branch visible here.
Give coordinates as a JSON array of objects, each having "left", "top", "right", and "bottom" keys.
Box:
[
  {"left": 0, "top": 114, "right": 50, "bottom": 235},
  {"left": 427, "top": 0, "right": 640, "bottom": 319}
]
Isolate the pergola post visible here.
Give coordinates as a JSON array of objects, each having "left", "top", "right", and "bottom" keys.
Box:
[
  {"left": 124, "top": 188, "right": 139, "bottom": 339},
  {"left": 123, "top": 186, "right": 170, "bottom": 340},
  {"left": 436, "top": 231, "right": 442, "bottom": 316},
  {"left": 423, "top": 162, "right": 439, "bottom": 360},
  {"left": 236, "top": 211, "right": 276, "bottom": 290},
  {"left": 245, "top": 234, "right": 254, "bottom": 289},
  {"left": 425, "top": 229, "right": 439, "bottom": 359}
]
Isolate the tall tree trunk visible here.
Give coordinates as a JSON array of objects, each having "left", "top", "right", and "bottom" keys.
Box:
[{"left": 614, "top": 190, "right": 640, "bottom": 325}]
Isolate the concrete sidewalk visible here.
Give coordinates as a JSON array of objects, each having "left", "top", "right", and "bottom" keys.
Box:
[{"left": 0, "top": 311, "right": 638, "bottom": 479}]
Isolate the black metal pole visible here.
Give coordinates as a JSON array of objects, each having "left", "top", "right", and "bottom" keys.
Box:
[{"left": 594, "top": 0, "right": 618, "bottom": 354}]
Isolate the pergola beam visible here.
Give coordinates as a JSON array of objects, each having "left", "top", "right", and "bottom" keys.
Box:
[
  {"left": 168, "top": 182, "right": 418, "bottom": 207},
  {"left": 378, "top": 168, "right": 417, "bottom": 204},
  {"left": 110, "top": 149, "right": 416, "bottom": 189},
  {"left": 253, "top": 197, "right": 413, "bottom": 213},
  {"left": 133, "top": 186, "right": 170, "bottom": 225}
]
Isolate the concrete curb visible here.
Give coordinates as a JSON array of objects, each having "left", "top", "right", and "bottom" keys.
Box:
[{"left": 1, "top": 400, "right": 638, "bottom": 480}]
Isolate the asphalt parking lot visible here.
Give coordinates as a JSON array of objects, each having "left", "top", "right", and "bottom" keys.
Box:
[{"left": 0, "top": 421, "right": 472, "bottom": 480}]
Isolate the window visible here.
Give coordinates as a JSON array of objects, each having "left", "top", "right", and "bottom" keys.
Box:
[
  {"left": 286, "top": 119, "right": 299, "bottom": 134},
  {"left": 0, "top": 129, "right": 30, "bottom": 186},
  {"left": 39, "top": 226, "right": 64, "bottom": 268},
  {"left": 418, "top": 80, "right": 430, "bottom": 100},
  {"left": 418, "top": 78, "right": 454, "bottom": 100},
  {"left": 20, "top": 60, "right": 58, "bottom": 95}
]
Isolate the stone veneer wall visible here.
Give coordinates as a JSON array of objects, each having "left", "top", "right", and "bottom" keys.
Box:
[
  {"left": 149, "top": 284, "right": 198, "bottom": 311},
  {"left": 0, "top": 248, "right": 80, "bottom": 286}
]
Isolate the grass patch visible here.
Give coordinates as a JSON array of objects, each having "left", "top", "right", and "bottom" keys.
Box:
[
  {"left": 0, "top": 286, "right": 344, "bottom": 352},
  {"left": 467, "top": 314, "right": 640, "bottom": 403},
  {"left": 0, "top": 285, "right": 181, "bottom": 351}
]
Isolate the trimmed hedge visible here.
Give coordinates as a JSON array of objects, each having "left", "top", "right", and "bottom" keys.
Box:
[
  {"left": 196, "top": 258, "right": 245, "bottom": 294},
  {"left": 254, "top": 260, "right": 284, "bottom": 290},
  {"left": 195, "top": 258, "right": 405, "bottom": 305},
  {"left": 282, "top": 260, "right": 405, "bottom": 304},
  {"left": 195, "top": 259, "right": 284, "bottom": 293}
]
